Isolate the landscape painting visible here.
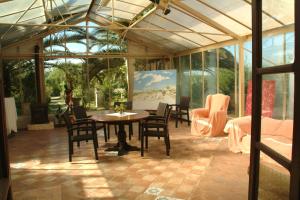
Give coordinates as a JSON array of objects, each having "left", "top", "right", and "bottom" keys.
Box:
[{"left": 133, "top": 70, "right": 176, "bottom": 110}]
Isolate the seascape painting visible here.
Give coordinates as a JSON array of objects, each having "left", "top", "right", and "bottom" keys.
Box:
[{"left": 133, "top": 70, "right": 176, "bottom": 110}]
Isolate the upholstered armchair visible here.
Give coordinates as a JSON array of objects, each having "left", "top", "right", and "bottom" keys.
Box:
[{"left": 191, "top": 94, "right": 230, "bottom": 137}]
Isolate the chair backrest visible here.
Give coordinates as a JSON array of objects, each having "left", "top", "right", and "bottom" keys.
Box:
[
  {"left": 179, "top": 96, "right": 190, "bottom": 110},
  {"left": 114, "top": 101, "right": 133, "bottom": 110},
  {"left": 156, "top": 102, "right": 168, "bottom": 116},
  {"left": 206, "top": 94, "right": 230, "bottom": 116},
  {"left": 73, "top": 106, "right": 88, "bottom": 119},
  {"left": 164, "top": 105, "right": 172, "bottom": 124}
]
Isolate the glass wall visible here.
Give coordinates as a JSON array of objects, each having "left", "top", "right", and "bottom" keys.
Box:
[
  {"left": 180, "top": 55, "right": 190, "bottom": 97},
  {"left": 204, "top": 49, "right": 217, "bottom": 99},
  {"left": 173, "top": 57, "right": 180, "bottom": 103},
  {"left": 191, "top": 52, "right": 202, "bottom": 108},
  {"left": 219, "top": 46, "right": 237, "bottom": 115},
  {"left": 175, "top": 45, "right": 239, "bottom": 115},
  {"left": 244, "top": 32, "right": 295, "bottom": 119},
  {"left": 43, "top": 22, "right": 128, "bottom": 111}
]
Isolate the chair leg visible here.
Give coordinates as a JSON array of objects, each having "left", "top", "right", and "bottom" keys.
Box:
[
  {"left": 167, "top": 134, "right": 171, "bottom": 149},
  {"left": 180, "top": 113, "right": 183, "bottom": 124},
  {"left": 138, "top": 122, "right": 141, "bottom": 140},
  {"left": 128, "top": 124, "right": 132, "bottom": 140},
  {"left": 77, "top": 130, "right": 80, "bottom": 147},
  {"left": 93, "top": 134, "right": 99, "bottom": 160},
  {"left": 187, "top": 111, "right": 190, "bottom": 126},
  {"left": 95, "top": 133, "right": 99, "bottom": 148},
  {"left": 114, "top": 124, "right": 118, "bottom": 135},
  {"left": 103, "top": 126, "right": 108, "bottom": 142},
  {"left": 163, "top": 136, "right": 168, "bottom": 156},
  {"left": 145, "top": 136, "right": 148, "bottom": 149},
  {"left": 175, "top": 114, "right": 178, "bottom": 128},
  {"left": 107, "top": 124, "right": 110, "bottom": 140},
  {"left": 68, "top": 138, "right": 72, "bottom": 162},
  {"left": 141, "top": 132, "right": 144, "bottom": 157}
]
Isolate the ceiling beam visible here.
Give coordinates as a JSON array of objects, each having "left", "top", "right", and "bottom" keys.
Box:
[
  {"left": 172, "top": 0, "right": 241, "bottom": 39},
  {"left": 0, "top": 21, "right": 234, "bottom": 35},
  {"left": 1, "top": 52, "right": 169, "bottom": 59}
]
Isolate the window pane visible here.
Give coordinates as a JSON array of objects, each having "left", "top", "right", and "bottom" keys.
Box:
[
  {"left": 258, "top": 153, "right": 290, "bottom": 200},
  {"left": 204, "top": 50, "right": 217, "bottom": 98},
  {"left": 260, "top": 74, "right": 293, "bottom": 162},
  {"left": 262, "top": 35, "right": 284, "bottom": 67},
  {"left": 180, "top": 55, "right": 190, "bottom": 99},
  {"left": 191, "top": 52, "right": 202, "bottom": 108},
  {"left": 174, "top": 57, "right": 180, "bottom": 103},
  {"left": 262, "top": 0, "right": 294, "bottom": 67},
  {"left": 219, "top": 46, "right": 236, "bottom": 115}
]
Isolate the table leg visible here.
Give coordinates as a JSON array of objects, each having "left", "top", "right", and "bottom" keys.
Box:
[{"left": 105, "top": 122, "right": 140, "bottom": 156}]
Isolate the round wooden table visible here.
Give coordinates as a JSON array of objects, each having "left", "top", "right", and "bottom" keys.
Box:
[{"left": 91, "top": 110, "right": 149, "bottom": 156}]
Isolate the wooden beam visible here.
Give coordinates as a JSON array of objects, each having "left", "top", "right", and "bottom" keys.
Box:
[
  {"left": 0, "top": 46, "right": 12, "bottom": 200},
  {"left": 172, "top": 0, "right": 241, "bottom": 39},
  {"left": 1, "top": 52, "right": 170, "bottom": 59},
  {"left": 86, "top": 0, "right": 96, "bottom": 19},
  {"left": 238, "top": 41, "right": 245, "bottom": 117},
  {"left": 0, "top": 22, "right": 230, "bottom": 34}
]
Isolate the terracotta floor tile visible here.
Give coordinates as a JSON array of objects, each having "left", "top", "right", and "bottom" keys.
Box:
[{"left": 8, "top": 121, "right": 249, "bottom": 200}]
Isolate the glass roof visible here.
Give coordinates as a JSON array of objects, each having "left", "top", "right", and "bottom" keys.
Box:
[{"left": 0, "top": 0, "right": 295, "bottom": 53}]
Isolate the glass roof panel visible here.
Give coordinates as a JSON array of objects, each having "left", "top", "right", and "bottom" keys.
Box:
[
  {"left": 128, "top": 30, "right": 186, "bottom": 52},
  {"left": 45, "top": 0, "right": 91, "bottom": 17},
  {"left": 95, "top": 0, "right": 152, "bottom": 21},
  {"left": 137, "top": 21, "right": 200, "bottom": 49},
  {"left": 0, "top": 0, "right": 41, "bottom": 17},
  {"left": 199, "top": 0, "right": 252, "bottom": 29},
  {"left": 89, "top": 12, "right": 112, "bottom": 26},
  {"left": 164, "top": 6, "right": 225, "bottom": 35},
  {"left": 262, "top": 0, "right": 294, "bottom": 25},
  {"left": 144, "top": 13, "right": 213, "bottom": 46},
  {"left": 182, "top": 0, "right": 251, "bottom": 36},
  {"left": 0, "top": 0, "right": 44, "bottom": 23},
  {"left": 99, "top": 8, "right": 136, "bottom": 20}
]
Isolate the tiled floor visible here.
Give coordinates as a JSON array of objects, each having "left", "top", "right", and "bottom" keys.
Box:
[{"left": 8, "top": 121, "right": 249, "bottom": 200}]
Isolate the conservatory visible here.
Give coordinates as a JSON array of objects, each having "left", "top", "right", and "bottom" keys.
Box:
[{"left": 0, "top": 0, "right": 299, "bottom": 199}]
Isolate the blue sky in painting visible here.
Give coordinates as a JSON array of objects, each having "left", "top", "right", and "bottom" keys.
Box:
[{"left": 134, "top": 70, "right": 177, "bottom": 92}]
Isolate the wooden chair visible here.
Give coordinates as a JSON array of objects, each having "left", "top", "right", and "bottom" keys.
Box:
[
  {"left": 73, "top": 106, "right": 108, "bottom": 143},
  {"left": 171, "top": 96, "right": 191, "bottom": 128},
  {"left": 141, "top": 103, "right": 171, "bottom": 156},
  {"left": 63, "top": 112, "right": 98, "bottom": 162}
]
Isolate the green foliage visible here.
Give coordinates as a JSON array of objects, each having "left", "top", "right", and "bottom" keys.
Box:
[
  {"left": 91, "top": 64, "right": 128, "bottom": 109},
  {"left": 3, "top": 59, "right": 37, "bottom": 114}
]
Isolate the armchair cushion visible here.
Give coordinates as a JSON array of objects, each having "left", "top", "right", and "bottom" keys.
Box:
[{"left": 191, "top": 108, "right": 209, "bottom": 119}]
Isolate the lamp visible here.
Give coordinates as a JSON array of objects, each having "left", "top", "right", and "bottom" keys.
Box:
[{"left": 149, "top": 0, "right": 171, "bottom": 15}]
